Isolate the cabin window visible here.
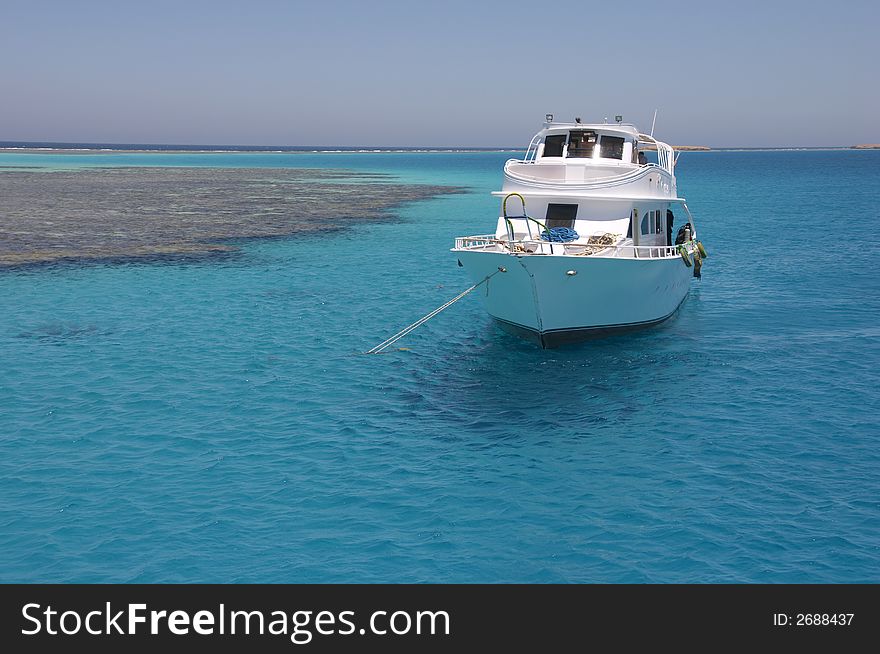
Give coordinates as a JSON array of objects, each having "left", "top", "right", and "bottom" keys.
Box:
[
  {"left": 642, "top": 210, "right": 664, "bottom": 236},
  {"left": 546, "top": 203, "right": 578, "bottom": 229},
  {"left": 600, "top": 136, "right": 625, "bottom": 160},
  {"left": 543, "top": 135, "right": 566, "bottom": 157},
  {"left": 567, "top": 131, "right": 597, "bottom": 158}
]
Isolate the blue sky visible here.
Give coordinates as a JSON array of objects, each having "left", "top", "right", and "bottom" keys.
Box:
[{"left": 1, "top": 0, "right": 877, "bottom": 146}]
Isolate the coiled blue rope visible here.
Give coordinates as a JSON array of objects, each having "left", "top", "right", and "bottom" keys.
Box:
[{"left": 540, "top": 227, "right": 579, "bottom": 243}]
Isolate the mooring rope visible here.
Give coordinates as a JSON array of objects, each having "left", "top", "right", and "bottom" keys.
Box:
[{"left": 364, "top": 270, "right": 500, "bottom": 354}]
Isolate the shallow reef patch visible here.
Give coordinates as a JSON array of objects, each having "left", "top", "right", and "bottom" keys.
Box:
[{"left": 0, "top": 166, "right": 463, "bottom": 267}]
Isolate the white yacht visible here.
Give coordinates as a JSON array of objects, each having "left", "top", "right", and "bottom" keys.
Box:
[{"left": 452, "top": 115, "right": 706, "bottom": 348}]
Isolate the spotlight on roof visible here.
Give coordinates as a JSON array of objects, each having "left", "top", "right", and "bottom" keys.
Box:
[
  {"left": 545, "top": 113, "right": 553, "bottom": 123},
  {"left": 615, "top": 115, "right": 623, "bottom": 123},
  {"left": 575, "top": 117, "right": 582, "bottom": 124}
]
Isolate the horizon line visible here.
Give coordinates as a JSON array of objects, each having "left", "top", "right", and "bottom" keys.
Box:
[{"left": 0, "top": 139, "right": 876, "bottom": 152}]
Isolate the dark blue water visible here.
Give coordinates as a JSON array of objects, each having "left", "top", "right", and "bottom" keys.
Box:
[{"left": 1, "top": 150, "right": 878, "bottom": 582}]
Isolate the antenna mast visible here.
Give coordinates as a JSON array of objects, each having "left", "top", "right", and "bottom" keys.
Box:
[{"left": 650, "top": 109, "right": 658, "bottom": 137}]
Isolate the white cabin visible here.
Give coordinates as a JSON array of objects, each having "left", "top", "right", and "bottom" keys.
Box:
[{"left": 494, "top": 118, "right": 683, "bottom": 250}]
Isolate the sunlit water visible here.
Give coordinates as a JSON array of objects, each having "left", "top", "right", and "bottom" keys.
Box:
[{"left": 1, "top": 149, "right": 878, "bottom": 582}]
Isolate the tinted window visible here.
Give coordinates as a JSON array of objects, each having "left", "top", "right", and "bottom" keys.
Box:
[
  {"left": 546, "top": 203, "right": 578, "bottom": 228},
  {"left": 543, "top": 135, "right": 566, "bottom": 157},
  {"left": 567, "top": 131, "right": 597, "bottom": 158},
  {"left": 600, "top": 136, "right": 625, "bottom": 160}
]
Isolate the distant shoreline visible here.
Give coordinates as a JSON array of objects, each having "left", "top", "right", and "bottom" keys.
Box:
[
  {"left": 0, "top": 142, "right": 876, "bottom": 154},
  {"left": 0, "top": 143, "right": 522, "bottom": 155}
]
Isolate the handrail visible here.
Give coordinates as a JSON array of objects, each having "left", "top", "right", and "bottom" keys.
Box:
[
  {"left": 454, "top": 235, "right": 694, "bottom": 260},
  {"left": 523, "top": 132, "right": 543, "bottom": 162},
  {"left": 681, "top": 202, "right": 698, "bottom": 240},
  {"left": 501, "top": 192, "right": 526, "bottom": 218},
  {"left": 502, "top": 193, "right": 553, "bottom": 253},
  {"left": 637, "top": 133, "right": 675, "bottom": 174}
]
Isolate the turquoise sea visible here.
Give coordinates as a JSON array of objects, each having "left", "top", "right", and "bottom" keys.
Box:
[{"left": 1, "top": 149, "right": 878, "bottom": 582}]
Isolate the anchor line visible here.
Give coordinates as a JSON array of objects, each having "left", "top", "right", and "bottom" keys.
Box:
[{"left": 364, "top": 270, "right": 501, "bottom": 354}]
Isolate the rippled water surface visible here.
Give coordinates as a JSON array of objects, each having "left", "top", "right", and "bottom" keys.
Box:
[{"left": 1, "top": 149, "right": 878, "bottom": 582}]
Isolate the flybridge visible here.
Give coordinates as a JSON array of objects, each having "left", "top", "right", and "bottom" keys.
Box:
[{"left": 519, "top": 117, "right": 676, "bottom": 176}]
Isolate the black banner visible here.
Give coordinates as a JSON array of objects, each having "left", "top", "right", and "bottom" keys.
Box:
[{"left": 1, "top": 584, "right": 875, "bottom": 651}]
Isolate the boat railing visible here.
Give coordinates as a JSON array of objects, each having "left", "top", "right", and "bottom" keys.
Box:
[
  {"left": 638, "top": 134, "right": 675, "bottom": 174},
  {"left": 522, "top": 133, "right": 543, "bottom": 162},
  {"left": 454, "top": 235, "right": 692, "bottom": 259},
  {"left": 589, "top": 242, "right": 689, "bottom": 259},
  {"left": 454, "top": 234, "right": 558, "bottom": 255}
]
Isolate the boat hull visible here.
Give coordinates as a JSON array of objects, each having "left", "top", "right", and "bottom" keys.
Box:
[{"left": 456, "top": 250, "right": 692, "bottom": 348}]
